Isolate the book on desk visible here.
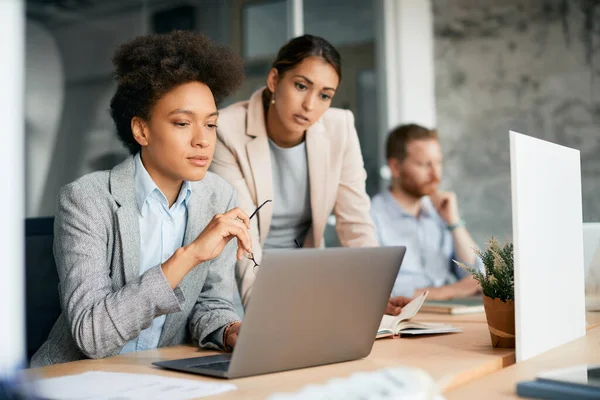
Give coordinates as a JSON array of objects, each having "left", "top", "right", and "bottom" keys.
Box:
[
  {"left": 377, "top": 291, "right": 462, "bottom": 338},
  {"left": 418, "top": 297, "right": 485, "bottom": 315},
  {"left": 517, "top": 364, "right": 600, "bottom": 399}
]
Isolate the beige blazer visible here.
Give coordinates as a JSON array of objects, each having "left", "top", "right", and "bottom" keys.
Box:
[{"left": 210, "top": 88, "right": 378, "bottom": 306}]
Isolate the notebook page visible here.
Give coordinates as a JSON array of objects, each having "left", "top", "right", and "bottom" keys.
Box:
[
  {"left": 378, "top": 291, "right": 429, "bottom": 333},
  {"left": 396, "top": 291, "right": 429, "bottom": 321}
]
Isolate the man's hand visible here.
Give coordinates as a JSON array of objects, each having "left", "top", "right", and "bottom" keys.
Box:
[
  {"left": 414, "top": 276, "right": 481, "bottom": 301},
  {"left": 429, "top": 191, "right": 460, "bottom": 226},
  {"left": 385, "top": 296, "right": 412, "bottom": 315},
  {"left": 414, "top": 286, "right": 453, "bottom": 300},
  {"left": 224, "top": 322, "right": 241, "bottom": 350},
  {"left": 191, "top": 208, "right": 252, "bottom": 263}
]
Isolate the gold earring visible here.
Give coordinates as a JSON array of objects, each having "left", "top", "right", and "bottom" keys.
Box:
[{"left": 271, "top": 92, "right": 276, "bottom": 105}]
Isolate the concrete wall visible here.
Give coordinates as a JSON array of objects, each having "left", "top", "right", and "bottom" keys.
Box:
[{"left": 433, "top": 0, "right": 600, "bottom": 245}]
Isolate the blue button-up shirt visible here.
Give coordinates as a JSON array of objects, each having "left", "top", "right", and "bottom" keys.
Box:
[
  {"left": 370, "top": 190, "right": 483, "bottom": 298},
  {"left": 120, "top": 153, "right": 192, "bottom": 354}
]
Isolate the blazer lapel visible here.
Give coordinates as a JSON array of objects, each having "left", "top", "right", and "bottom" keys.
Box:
[
  {"left": 246, "top": 90, "right": 274, "bottom": 243},
  {"left": 306, "top": 120, "right": 329, "bottom": 248},
  {"left": 109, "top": 157, "right": 140, "bottom": 285},
  {"left": 160, "top": 181, "right": 212, "bottom": 346}
]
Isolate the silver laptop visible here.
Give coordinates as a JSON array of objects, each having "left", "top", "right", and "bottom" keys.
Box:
[{"left": 153, "top": 246, "right": 406, "bottom": 379}]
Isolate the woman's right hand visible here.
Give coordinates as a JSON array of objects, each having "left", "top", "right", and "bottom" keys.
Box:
[
  {"left": 191, "top": 207, "right": 252, "bottom": 263},
  {"left": 161, "top": 208, "right": 252, "bottom": 289}
]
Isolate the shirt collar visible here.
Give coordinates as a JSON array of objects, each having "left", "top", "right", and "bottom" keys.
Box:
[
  {"left": 133, "top": 152, "right": 192, "bottom": 216},
  {"left": 419, "top": 197, "right": 435, "bottom": 218},
  {"left": 384, "top": 189, "right": 434, "bottom": 219},
  {"left": 174, "top": 180, "right": 193, "bottom": 209}
]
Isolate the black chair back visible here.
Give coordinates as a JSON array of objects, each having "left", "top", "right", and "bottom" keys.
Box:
[{"left": 25, "top": 217, "right": 61, "bottom": 361}]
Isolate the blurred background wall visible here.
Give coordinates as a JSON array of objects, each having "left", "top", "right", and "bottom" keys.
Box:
[
  {"left": 25, "top": 0, "right": 600, "bottom": 246},
  {"left": 433, "top": 0, "right": 600, "bottom": 244}
]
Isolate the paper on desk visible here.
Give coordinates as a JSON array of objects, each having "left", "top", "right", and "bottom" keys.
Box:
[
  {"left": 22, "top": 371, "right": 236, "bottom": 400},
  {"left": 267, "top": 367, "right": 446, "bottom": 400}
]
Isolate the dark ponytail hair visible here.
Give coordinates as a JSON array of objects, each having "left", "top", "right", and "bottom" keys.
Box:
[{"left": 272, "top": 34, "right": 342, "bottom": 81}]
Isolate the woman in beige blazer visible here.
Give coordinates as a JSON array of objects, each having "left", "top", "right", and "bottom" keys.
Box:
[{"left": 210, "top": 35, "right": 378, "bottom": 307}]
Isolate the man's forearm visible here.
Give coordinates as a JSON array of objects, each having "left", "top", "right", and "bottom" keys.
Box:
[
  {"left": 451, "top": 226, "right": 478, "bottom": 265},
  {"left": 445, "top": 276, "right": 481, "bottom": 298}
]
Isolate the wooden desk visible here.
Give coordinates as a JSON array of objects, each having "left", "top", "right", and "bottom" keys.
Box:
[
  {"left": 446, "top": 326, "right": 600, "bottom": 399},
  {"left": 27, "top": 308, "right": 600, "bottom": 399},
  {"left": 29, "top": 322, "right": 513, "bottom": 399}
]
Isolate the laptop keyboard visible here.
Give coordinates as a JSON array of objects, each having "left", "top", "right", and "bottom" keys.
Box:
[{"left": 189, "top": 361, "right": 230, "bottom": 372}]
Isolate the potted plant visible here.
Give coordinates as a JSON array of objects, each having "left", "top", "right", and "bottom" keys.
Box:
[{"left": 455, "top": 238, "right": 515, "bottom": 348}]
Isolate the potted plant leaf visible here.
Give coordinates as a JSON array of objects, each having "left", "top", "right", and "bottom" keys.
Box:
[{"left": 454, "top": 238, "right": 515, "bottom": 348}]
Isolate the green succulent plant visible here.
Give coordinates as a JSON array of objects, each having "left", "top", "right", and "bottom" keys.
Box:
[{"left": 454, "top": 237, "right": 514, "bottom": 302}]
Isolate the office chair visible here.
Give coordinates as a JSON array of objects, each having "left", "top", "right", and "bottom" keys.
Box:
[{"left": 25, "top": 216, "right": 61, "bottom": 362}]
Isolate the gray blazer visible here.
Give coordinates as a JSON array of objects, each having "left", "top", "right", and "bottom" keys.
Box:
[{"left": 31, "top": 157, "right": 240, "bottom": 367}]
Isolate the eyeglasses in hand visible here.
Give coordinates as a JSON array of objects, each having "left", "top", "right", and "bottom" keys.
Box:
[
  {"left": 245, "top": 200, "right": 305, "bottom": 274},
  {"left": 245, "top": 199, "right": 272, "bottom": 274}
]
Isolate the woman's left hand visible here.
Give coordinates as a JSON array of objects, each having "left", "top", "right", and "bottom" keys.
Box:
[{"left": 224, "top": 322, "right": 242, "bottom": 350}]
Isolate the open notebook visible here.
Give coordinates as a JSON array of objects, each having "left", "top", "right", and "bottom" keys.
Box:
[{"left": 377, "top": 291, "right": 462, "bottom": 339}]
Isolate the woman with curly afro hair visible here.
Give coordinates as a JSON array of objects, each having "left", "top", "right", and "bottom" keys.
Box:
[{"left": 31, "top": 31, "right": 252, "bottom": 367}]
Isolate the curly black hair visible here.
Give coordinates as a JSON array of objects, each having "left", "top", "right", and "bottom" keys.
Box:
[{"left": 109, "top": 30, "right": 245, "bottom": 154}]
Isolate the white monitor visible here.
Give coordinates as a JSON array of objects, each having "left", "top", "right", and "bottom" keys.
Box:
[{"left": 510, "top": 131, "right": 586, "bottom": 362}]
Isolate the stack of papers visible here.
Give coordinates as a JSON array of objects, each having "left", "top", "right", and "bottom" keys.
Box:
[
  {"left": 267, "top": 367, "right": 446, "bottom": 400},
  {"left": 21, "top": 371, "right": 236, "bottom": 400}
]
